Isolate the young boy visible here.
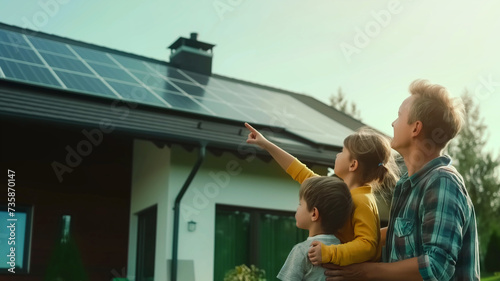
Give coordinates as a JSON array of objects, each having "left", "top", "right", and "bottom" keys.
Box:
[{"left": 277, "top": 176, "right": 353, "bottom": 281}]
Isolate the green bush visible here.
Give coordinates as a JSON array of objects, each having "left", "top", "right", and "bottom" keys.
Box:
[
  {"left": 223, "top": 264, "right": 266, "bottom": 281},
  {"left": 485, "top": 231, "right": 500, "bottom": 273}
]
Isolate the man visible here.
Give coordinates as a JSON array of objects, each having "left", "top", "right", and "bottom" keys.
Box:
[{"left": 324, "top": 80, "right": 480, "bottom": 281}]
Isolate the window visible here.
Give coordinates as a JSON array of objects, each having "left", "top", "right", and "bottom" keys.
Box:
[
  {"left": 135, "top": 205, "right": 157, "bottom": 281},
  {"left": 0, "top": 205, "right": 32, "bottom": 274},
  {"left": 214, "top": 204, "right": 307, "bottom": 281}
]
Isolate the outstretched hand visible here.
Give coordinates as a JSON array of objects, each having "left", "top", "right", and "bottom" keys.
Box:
[
  {"left": 308, "top": 240, "right": 323, "bottom": 265},
  {"left": 245, "top": 122, "right": 269, "bottom": 149}
]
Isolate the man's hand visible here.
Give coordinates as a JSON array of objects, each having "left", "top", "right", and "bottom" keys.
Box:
[
  {"left": 323, "top": 263, "right": 370, "bottom": 281},
  {"left": 245, "top": 122, "right": 270, "bottom": 149},
  {"left": 308, "top": 240, "right": 323, "bottom": 265}
]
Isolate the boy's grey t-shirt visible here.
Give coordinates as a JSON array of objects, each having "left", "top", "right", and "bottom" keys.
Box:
[{"left": 277, "top": 234, "right": 340, "bottom": 281}]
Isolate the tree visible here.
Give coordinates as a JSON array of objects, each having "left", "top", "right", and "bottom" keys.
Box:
[
  {"left": 446, "top": 90, "right": 500, "bottom": 264},
  {"left": 329, "top": 87, "right": 361, "bottom": 120},
  {"left": 484, "top": 230, "right": 500, "bottom": 273},
  {"left": 44, "top": 215, "right": 88, "bottom": 281}
]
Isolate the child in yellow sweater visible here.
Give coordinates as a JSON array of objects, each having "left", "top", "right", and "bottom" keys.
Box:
[{"left": 245, "top": 123, "right": 399, "bottom": 266}]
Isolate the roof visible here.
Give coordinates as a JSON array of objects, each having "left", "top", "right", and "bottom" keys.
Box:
[{"left": 0, "top": 22, "right": 366, "bottom": 166}]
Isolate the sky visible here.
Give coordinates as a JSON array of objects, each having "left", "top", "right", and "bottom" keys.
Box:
[{"left": 0, "top": 0, "right": 499, "bottom": 154}]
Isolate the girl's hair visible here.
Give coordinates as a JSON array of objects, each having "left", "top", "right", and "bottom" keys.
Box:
[
  {"left": 299, "top": 176, "right": 353, "bottom": 234},
  {"left": 343, "top": 127, "right": 400, "bottom": 195}
]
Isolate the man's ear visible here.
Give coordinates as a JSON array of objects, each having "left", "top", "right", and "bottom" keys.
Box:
[
  {"left": 411, "top": 121, "right": 423, "bottom": 137},
  {"left": 311, "top": 207, "right": 319, "bottom": 222},
  {"left": 349, "top": 159, "right": 359, "bottom": 172}
]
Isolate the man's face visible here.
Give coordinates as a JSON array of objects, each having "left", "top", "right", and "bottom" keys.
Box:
[{"left": 391, "top": 95, "right": 415, "bottom": 153}]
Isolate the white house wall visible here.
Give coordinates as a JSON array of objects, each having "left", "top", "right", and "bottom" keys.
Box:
[
  {"left": 128, "top": 139, "right": 330, "bottom": 281},
  {"left": 167, "top": 143, "right": 328, "bottom": 281},
  {"left": 128, "top": 139, "right": 171, "bottom": 281},
  {"left": 128, "top": 139, "right": 388, "bottom": 281}
]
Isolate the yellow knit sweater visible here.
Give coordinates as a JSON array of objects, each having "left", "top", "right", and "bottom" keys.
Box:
[{"left": 286, "top": 158, "right": 381, "bottom": 266}]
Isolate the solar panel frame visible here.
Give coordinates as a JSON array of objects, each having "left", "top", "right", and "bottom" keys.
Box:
[
  {"left": 135, "top": 74, "right": 167, "bottom": 88},
  {"left": 39, "top": 52, "right": 94, "bottom": 75},
  {"left": 0, "top": 29, "right": 30, "bottom": 47},
  {"left": 71, "top": 45, "right": 117, "bottom": 65},
  {"left": 176, "top": 69, "right": 213, "bottom": 85},
  {"left": 0, "top": 58, "right": 61, "bottom": 87},
  {"left": 27, "top": 36, "right": 75, "bottom": 56},
  {"left": 106, "top": 54, "right": 173, "bottom": 108},
  {"left": 151, "top": 88, "right": 214, "bottom": 115},
  {"left": 54, "top": 70, "right": 118, "bottom": 98},
  {"left": 164, "top": 68, "right": 195, "bottom": 83},
  {"left": 143, "top": 61, "right": 169, "bottom": 74},
  {"left": 231, "top": 104, "right": 277, "bottom": 125},
  {"left": 106, "top": 80, "right": 171, "bottom": 108},
  {"left": 109, "top": 54, "right": 154, "bottom": 74},
  {"left": 88, "top": 62, "right": 138, "bottom": 84},
  {"left": 193, "top": 98, "right": 253, "bottom": 121},
  {"left": 169, "top": 80, "right": 215, "bottom": 99},
  {"left": 141, "top": 68, "right": 217, "bottom": 115},
  {"left": 0, "top": 42, "right": 44, "bottom": 65},
  {"left": 206, "top": 88, "right": 250, "bottom": 105}
]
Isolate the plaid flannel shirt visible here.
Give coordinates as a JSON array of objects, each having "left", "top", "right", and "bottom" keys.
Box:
[{"left": 383, "top": 155, "right": 480, "bottom": 281}]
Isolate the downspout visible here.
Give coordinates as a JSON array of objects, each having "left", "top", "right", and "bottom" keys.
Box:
[{"left": 171, "top": 144, "right": 206, "bottom": 281}]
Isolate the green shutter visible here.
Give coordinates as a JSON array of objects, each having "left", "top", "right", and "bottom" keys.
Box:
[
  {"left": 214, "top": 210, "right": 250, "bottom": 281},
  {"left": 214, "top": 206, "right": 308, "bottom": 281},
  {"left": 258, "top": 214, "right": 308, "bottom": 281}
]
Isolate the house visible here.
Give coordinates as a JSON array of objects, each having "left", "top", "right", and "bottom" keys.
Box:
[{"left": 0, "top": 23, "right": 388, "bottom": 281}]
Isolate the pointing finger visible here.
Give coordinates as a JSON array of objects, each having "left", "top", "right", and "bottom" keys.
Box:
[{"left": 244, "top": 122, "right": 257, "bottom": 133}]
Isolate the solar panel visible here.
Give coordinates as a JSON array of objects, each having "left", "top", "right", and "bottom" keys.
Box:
[
  {"left": 152, "top": 88, "right": 213, "bottom": 115},
  {"left": 0, "top": 43, "right": 43, "bottom": 64},
  {"left": 136, "top": 74, "right": 167, "bottom": 88},
  {"left": 71, "top": 45, "right": 116, "bottom": 65},
  {"left": 27, "top": 36, "right": 74, "bottom": 56},
  {"left": 0, "top": 27, "right": 354, "bottom": 146},
  {"left": 109, "top": 54, "right": 152, "bottom": 74},
  {"left": 0, "top": 59, "right": 60, "bottom": 86},
  {"left": 164, "top": 68, "right": 193, "bottom": 82},
  {"left": 170, "top": 80, "right": 212, "bottom": 98},
  {"left": 0, "top": 29, "right": 29, "bottom": 47},
  {"left": 143, "top": 61, "right": 173, "bottom": 77},
  {"left": 176, "top": 69, "right": 210, "bottom": 85},
  {"left": 207, "top": 89, "right": 248, "bottom": 104},
  {"left": 54, "top": 70, "right": 117, "bottom": 98},
  {"left": 194, "top": 98, "right": 252, "bottom": 121},
  {"left": 232, "top": 105, "right": 276, "bottom": 126},
  {"left": 88, "top": 62, "right": 137, "bottom": 83},
  {"left": 106, "top": 81, "right": 169, "bottom": 107},
  {"left": 40, "top": 52, "right": 93, "bottom": 75}
]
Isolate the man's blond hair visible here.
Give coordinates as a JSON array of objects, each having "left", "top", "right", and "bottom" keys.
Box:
[{"left": 408, "top": 79, "right": 465, "bottom": 149}]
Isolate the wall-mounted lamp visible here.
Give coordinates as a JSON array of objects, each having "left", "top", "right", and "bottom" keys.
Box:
[{"left": 188, "top": 220, "right": 197, "bottom": 232}]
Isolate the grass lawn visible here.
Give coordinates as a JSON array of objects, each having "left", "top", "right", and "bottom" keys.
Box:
[{"left": 482, "top": 274, "right": 500, "bottom": 281}]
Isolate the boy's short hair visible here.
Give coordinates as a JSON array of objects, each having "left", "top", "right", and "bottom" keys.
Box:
[
  {"left": 408, "top": 79, "right": 465, "bottom": 149},
  {"left": 299, "top": 176, "right": 353, "bottom": 234}
]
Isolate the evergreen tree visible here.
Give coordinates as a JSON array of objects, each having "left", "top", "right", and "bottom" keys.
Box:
[
  {"left": 446, "top": 91, "right": 500, "bottom": 264},
  {"left": 329, "top": 87, "right": 361, "bottom": 120},
  {"left": 484, "top": 230, "right": 500, "bottom": 273},
  {"left": 44, "top": 215, "right": 88, "bottom": 281}
]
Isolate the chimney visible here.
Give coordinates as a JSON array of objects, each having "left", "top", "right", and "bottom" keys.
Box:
[{"left": 168, "top": 32, "right": 215, "bottom": 76}]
